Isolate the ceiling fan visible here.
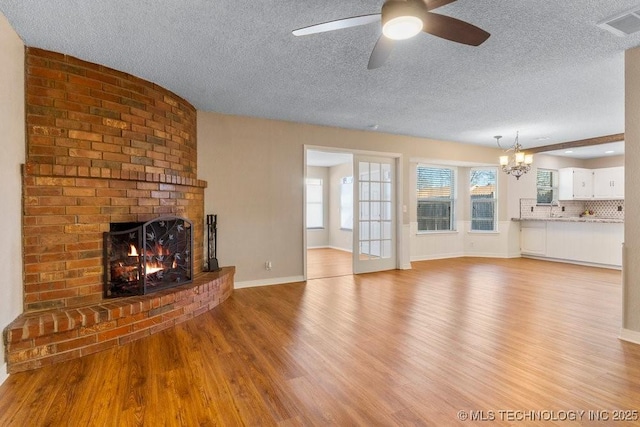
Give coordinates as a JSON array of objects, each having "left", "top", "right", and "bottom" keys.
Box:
[{"left": 292, "top": 0, "right": 490, "bottom": 69}]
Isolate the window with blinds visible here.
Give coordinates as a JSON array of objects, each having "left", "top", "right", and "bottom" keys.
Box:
[
  {"left": 470, "top": 168, "right": 497, "bottom": 231},
  {"left": 536, "top": 169, "right": 558, "bottom": 204},
  {"left": 416, "top": 165, "right": 456, "bottom": 231}
]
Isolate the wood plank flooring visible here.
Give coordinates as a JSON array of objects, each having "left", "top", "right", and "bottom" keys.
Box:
[
  {"left": 2, "top": 257, "right": 640, "bottom": 426},
  {"left": 306, "top": 248, "right": 352, "bottom": 279}
]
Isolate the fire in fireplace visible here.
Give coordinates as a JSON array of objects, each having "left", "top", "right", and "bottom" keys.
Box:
[{"left": 104, "top": 216, "right": 193, "bottom": 297}]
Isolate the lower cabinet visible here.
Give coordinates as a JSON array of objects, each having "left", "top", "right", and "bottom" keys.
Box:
[
  {"left": 520, "top": 221, "right": 623, "bottom": 267},
  {"left": 520, "top": 221, "right": 546, "bottom": 255}
]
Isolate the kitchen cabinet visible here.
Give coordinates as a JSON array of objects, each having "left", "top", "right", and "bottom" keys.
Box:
[
  {"left": 559, "top": 168, "right": 593, "bottom": 200},
  {"left": 520, "top": 221, "right": 546, "bottom": 255},
  {"left": 593, "top": 167, "right": 624, "bottom": 199},
  {"left": 519, "top": 220, "right": 623, "bottom": 267}
]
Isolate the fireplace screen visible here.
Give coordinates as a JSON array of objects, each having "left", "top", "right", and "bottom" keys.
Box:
[{"left": 104, "top": 216, "right": 193, "bottom": 297}]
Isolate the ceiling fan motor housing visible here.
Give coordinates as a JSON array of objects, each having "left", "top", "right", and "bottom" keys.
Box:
[{"left": 382, "top": 0, "right": 426, "bottom": 40}]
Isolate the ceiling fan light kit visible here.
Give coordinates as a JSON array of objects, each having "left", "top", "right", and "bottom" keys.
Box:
[
  {"left": 381, "top": 0, "right": 424, "bottom": 40},
  {"left": 291, "top": 0, "right": 490, "bottom": 69}
]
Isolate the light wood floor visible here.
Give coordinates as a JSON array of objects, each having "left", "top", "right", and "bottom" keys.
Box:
[
  {"left": 2, "top": 258, "right": 640, "bottom": 426},
  {"left": 306, "top": 247, "right": 352, "bottom": 279}
]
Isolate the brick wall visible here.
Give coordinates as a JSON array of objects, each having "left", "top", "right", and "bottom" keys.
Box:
[{"left": 23, "top": 48, "right": 206, "bottom": 311}]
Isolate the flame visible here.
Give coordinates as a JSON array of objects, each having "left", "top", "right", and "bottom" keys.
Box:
[
  {"left": 126, "top": 242, "right": 179, "bottom": 276},
  {"left": 144, "top": 243, "right": 173, "bottom": 276},
  {"left": 146, "top": 265, "right": 164, "bottom": 275}
]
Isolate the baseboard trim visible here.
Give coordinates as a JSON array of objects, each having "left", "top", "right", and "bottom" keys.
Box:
[
  {"left": 619, "top": 328, "right": 640, "bottom": 345},
  {"left": 0, "top": 363, "right": 8, "bottom": 386},
  {"left": 235, "top": 275, "right": 305, "bottom": 289},
  {"left": 521, "top": 254, "right": 621, "bottom": 270},
  {"left": 411, "top": 253, "right": 464, "bottom": 262},
  {"left": 307, "top": 246, "right": 352, "bottom": 253}
]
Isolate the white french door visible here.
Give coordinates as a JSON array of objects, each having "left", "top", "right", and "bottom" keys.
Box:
[{"left": 353, "top": 155, "right": 396, "bottom": 274}]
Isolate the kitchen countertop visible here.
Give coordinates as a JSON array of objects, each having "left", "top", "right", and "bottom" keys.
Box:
[{"left": 512, "top": 217, "right": 624, "bottom": 224}]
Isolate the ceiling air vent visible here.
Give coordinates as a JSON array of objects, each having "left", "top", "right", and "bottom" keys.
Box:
[{"left": 598, "top": 7, "right": 640, "bottom": 37}]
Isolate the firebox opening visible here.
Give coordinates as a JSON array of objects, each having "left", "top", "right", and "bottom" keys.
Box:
[{"left": 104, "top": 216, "right": 193, "bottom": 298}]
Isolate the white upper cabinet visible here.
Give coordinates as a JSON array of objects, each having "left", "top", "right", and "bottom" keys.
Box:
[
  {"left": 559, "top": 166, "right": 624, "bottom": 200},
  {"left": 593, "top": 167, "right": 624, "bottom": 200},
  {"left": 558, "top": 168, "right": 593, "bottom": 200}
]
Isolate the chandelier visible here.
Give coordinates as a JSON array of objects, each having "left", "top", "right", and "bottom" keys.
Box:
[{"left": 494, "top": 131, "right": 533, "bottom": 180}]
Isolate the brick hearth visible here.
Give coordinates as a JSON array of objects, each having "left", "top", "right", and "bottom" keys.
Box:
[
  {"left": 2, "top": 48, "right": 234, "bottom": 373},
  {"left": 4, "top": 268, "right": 234, "bottom": 373}
]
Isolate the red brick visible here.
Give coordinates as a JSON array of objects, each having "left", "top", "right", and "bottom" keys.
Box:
[
  {"left": 118, "top": 329, "right": 150, "bottom": 345},
  {"left": 28, "top": 66, "right": 66, "bottom": 81},
  {"left": 67, "top": 74, "right": 103, "bottom": 90},
  {"left": 79, "top": 339, "right": 118, "bottom": 357},
  {"left": 69, "top": 130, "right": 103, "bottom": 142},
  {"left": 97, "top": 325, "right": 132, "bottom": 342},
  {"left": 55, "top": 335, "right": 98, "bottom": 353},
  {"left": 69, "top": 148, "right": 102, "bottom": 159}
]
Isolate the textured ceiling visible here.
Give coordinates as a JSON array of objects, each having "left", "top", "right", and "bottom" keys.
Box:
[{"left": 2, "top": 0, "right": 640, "bottom": 149}]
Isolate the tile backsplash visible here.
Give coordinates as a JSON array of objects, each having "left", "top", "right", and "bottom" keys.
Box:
[{"left": 520, "top": 199, "right": 624, "bottom": 219}]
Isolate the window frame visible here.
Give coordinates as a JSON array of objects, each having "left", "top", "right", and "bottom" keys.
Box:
[
  {"left": 416, "top": 164, "right": 457, "bottom": 233},
  {"left": 536, "top": 168, "right": 559, "bottom": 205},
  {"left": 306, "top": 177, "right": 324, "bottom": 229},
  {"left": 469, "top": 167, "right": 498, "bottom": 232},
  {"left": 340, "top": 176, "right": 353, "bottom": 231}
]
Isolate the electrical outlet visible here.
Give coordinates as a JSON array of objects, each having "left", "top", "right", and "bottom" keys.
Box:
[
  {"left": 531, "top": 206, "right": 534, "bottom": 212},
  {"left": 618, "top": 205, "right": 623, "bottom": 212},
  {"left": 265, "top": 261, "right": 272, "bottom": 271},
  {"left": 562, "top": 206, "right": 565, "bottom": 212}
]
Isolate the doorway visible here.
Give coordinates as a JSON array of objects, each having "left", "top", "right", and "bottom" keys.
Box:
[
  {"left": 306, "top": 149, "right": 354, "bottom": 279},
  {"left": 305, "top": 148, "right": 400, "bottom": 279}
]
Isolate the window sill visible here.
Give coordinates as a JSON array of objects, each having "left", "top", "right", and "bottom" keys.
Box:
[
  {"left": 467, "top": 230, "right": 499, "bottom": 234},
  {"left": 307, "top": 227, "right": 325, "bottom": 230},
  {"left": 416, "top": 230, "right": 458, "bottom": 235}
]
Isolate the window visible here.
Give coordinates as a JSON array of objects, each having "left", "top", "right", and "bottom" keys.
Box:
[
  {"left": 306, "top": 178, "right": 323, "bottom": 228},
  {"left": 470, "top": 168, "right": 497, "bottom": 231},
  {"left": 340, "top": 176, "right": 353, "bottom": 230},
  {"left": 416, "top": 165, "right": 456, "bottom": 231},
  {"left": 536, "top": 169, "right": 558, "bottom": 205}
]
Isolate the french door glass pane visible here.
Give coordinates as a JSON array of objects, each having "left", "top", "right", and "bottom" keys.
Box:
[
  {"left": 359, "top": 162, "right": 369, "bottom": 180},
  {"left": 360, "top": 182, "right": 370, "bottom": 201},
  {"left": 370, "top": 163, "right": 381, "bottom": 181}
]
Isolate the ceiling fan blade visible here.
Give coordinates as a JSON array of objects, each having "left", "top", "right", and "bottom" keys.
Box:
[
  {"left": 421, "top": 12, "right": 490, "bottom": 46},
  {"left": 293, "top": 14, "right": 381, "bottom": 36},
  {"left": 424, "top": 0, "right": 457, "bottom": 11},
  {"left": 368, "top": 34, "right": 394, "bottom": 70}
]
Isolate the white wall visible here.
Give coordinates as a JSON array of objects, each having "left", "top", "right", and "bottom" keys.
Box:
[{"left": 0, "top": 12, "right": 25, "bottom": 384}]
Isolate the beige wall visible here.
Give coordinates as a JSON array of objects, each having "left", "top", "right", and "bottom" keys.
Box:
[
  {"left": 197, "top": 111, "right": 510, "bottom": 283},
  {"left": 0, "top": 12, "right": 25, "bottom": 382},
  {"left": 624, "top": 48, "right": 640, "bottom": 339},
  {"left": 584, "top": 155, "right": 624, "bottom": 169}
]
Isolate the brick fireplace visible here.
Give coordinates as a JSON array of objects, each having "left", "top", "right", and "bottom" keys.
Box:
[{"left": 2, "top": 48, "right": 234, "bottom": 373}]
